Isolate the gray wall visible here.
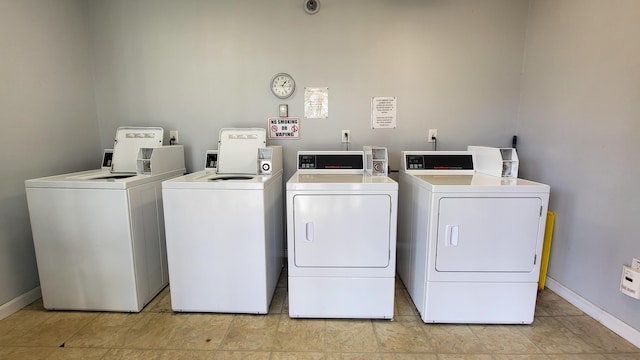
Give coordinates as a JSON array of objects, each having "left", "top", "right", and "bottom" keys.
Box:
[
  {"left": 0, "top": 0, "right": 100, "bottom": 306},
  {"left": 518, "top": 0, "right": 640, "bottom": 330},
  {"left": 88, "top": 0, "right": 529, "bottom": 179}
]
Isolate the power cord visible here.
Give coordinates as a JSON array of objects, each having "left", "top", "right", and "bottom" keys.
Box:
[
  {"left": 431, "top": 135, "right": 437, "bottom": 151},
  {"left": 169, "top": 136, "right": 177, "bottom": 145}
]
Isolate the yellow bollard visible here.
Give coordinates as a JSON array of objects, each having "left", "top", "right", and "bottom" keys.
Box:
[{"left": 538, "top": 211, "right": 556, "bottom": 290}]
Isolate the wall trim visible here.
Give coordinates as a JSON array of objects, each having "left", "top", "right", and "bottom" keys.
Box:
[
  {"left": 0, "top": 287, "right": 41, "bottom": 321},
  {"left": 546, "top": 277, "right": 640, "bottom": 348}
]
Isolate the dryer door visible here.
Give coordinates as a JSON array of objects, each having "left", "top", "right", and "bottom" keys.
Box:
[
  {"left": 293, "top": 194, "right": 392, "bottom": 268},
  {"left": 435, "top": 197, "right": 543, "bottom": 272}
]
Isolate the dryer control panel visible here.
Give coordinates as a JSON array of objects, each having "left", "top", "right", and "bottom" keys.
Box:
[
  {"left": 297, "top": 151, "right": 364, "bottom": 171},
  {"left": 402, "top": 151, "right": 476, "bottom": 175}
]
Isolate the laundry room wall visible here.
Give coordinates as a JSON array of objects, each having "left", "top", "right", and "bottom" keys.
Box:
[
  {"left": 87, "top": 0, "right": 530, "bottom": 178},
  {"left": 0, "top": 0, "right": 100, "bottom": 314},
  {"left": 518, "top": 0, "right": 640, "bottom": 336}
]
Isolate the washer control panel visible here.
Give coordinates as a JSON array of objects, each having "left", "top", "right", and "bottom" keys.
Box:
[{"left": 204, "top": 150, "right": 218, "bottom": 171}]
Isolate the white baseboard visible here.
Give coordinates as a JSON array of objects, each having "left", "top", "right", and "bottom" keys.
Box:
[
  {"left": 545, "top": 277, "right": 640, "bottom": 348},
  {"left": 0, "top": 287, "right": 41, "bottom": 320}
]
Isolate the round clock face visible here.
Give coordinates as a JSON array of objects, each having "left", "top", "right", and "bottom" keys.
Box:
[{"left": 270, "top": 73, "right": 295, "bottom": 99}]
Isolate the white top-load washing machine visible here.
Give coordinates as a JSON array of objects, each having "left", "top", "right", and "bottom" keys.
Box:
[
  {"left": 25, "top": 127, "right": 186, "bottom": 312},
  {"left": 162, "top": 128, "right": 284, "bottom": 313},
  {"left": 286, "top": 150, "right": 398, "bottom": 319},
  {"left": 397, "top": 151, "right": 550, "bottom": 324}
]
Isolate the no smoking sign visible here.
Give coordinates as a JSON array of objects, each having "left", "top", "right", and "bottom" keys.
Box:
[{"left": 268, "top": 117, "right": 300, "bottom": 139}]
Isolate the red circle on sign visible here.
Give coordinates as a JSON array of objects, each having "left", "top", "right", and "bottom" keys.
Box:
[
  {"left": 271, "top": 125, "right": 278, "bottom": 132},
  {"left": 291, "top": 125, "right": 299, "bottom": 132}
]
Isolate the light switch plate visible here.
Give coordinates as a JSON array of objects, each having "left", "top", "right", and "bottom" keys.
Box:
[{"left": 279, "top": 104, "right": 288, "bottom": 117}]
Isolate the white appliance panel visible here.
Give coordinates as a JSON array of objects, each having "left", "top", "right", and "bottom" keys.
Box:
[
  {"left": 164, "top": 189, "right": 267, "bottom": 312},
  {"left": 162, "top": 170, "right": 283, "bottom": 313},
  {"left": 112, "top": 127, "right": 163, "bottom": 173},
  {"left": 27, "top": 188, "right": 139, "bottom": 311},
  {"left": 423, "top": 282, "right": 538, "bottom": 323},
  {"left": 435, "top": 197, "right": 542, "bottom": 272},
  {"left": 288, "top": 277, "right": 394, "bottom": 319},
  {"left": 293, "top": 194, "right": 391, "bottom": 268},
  {"left": 217, "top": 128, "right": 266, "bottom": 174}
]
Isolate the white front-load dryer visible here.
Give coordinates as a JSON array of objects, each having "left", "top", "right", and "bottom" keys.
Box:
[
  {"left": 286, "top": 151, "right": 398, "bottom": 319},
  {"left": 396, "top": 151, "right": 550, "bottom": 324},
  {"left": 162, "top": 128, "right": 283, "bottom": 313},
  {"left": 25, "top": 127, "right": 186, "bottom": 312}
]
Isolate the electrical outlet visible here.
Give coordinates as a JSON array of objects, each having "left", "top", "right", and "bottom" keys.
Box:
[
  {"left": 170, "top": 130, "right": 179, "bottom": 144},
  {"left": 428, "top": 129, "right": 437, "bottom": 143},
  {"left": 341, "top": 130, "right": 351, "bottom": 143}
]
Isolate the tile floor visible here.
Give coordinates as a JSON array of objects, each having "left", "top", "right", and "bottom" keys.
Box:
[{"left": 0, "top": 268, "right": 638, "bottom": 359}]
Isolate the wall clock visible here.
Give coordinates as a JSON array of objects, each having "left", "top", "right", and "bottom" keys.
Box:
[{"left": 270, "top": 73, "right": 295, "bottom": 99}]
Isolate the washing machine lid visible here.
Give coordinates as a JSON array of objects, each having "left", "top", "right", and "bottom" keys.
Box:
[
  {"left": 217, "top": 128, "right": 266, "bottom": 174},
  {"left": 112, "top": 127, "right": 164, "bottom": 173}
]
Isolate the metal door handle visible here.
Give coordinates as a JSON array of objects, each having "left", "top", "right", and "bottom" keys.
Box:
[
  {"left": 446, "top": 225, "right": 459, "bottom": 247},
  {"left": 306, "top": 222, "right": 314, "bottom": 242}
]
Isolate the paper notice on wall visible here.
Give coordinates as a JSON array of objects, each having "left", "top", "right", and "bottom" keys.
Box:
[
  {"left": 304, "top": 87, "right": 329, "bottom": 119},
  {"left": 371, "top": 97, "right": 397, "bottom": 129}
]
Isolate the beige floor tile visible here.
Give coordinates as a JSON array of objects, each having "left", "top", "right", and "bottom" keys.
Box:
[
  {"left": 604, "top": 354, "right": 640, "bottom": 360},
  {"left": 271, "top": 351, "right": 326, "bottom": 360},
  {"left": 535, "top": 290, "right": 583, "bottom": 317},
  {"left": 45, "top": 347, "right": 109, "bottom": 360},
  {"left": 158, "top": 350, "right": 217, "bottom": 359},
  {"left": 493, "top": 355, "right": 551, "bottom": 359},
  {"left": 0, "top": 347, "right": 54, "bottom": 360},
  {"left": 435, "top": 355, "right": 494, "bottom": 360},
  {"left": 219, "top": 314, "right": 279, "bottom": 351},
  {"left": 394, "top": 289, "right": 418, "bottom": 316},
  {"left": 282, "top": 292, "right": 290, "bottom": 315},
  {"left": 547, "top": 355, "right": 607, "bottom": 360},
  {"left": 518, "top": 316, "right": 597, "bottom": 354},
  {"left": 9, "top": 312, "right": 98, "bottom": 347},
  {"left": 1, "top": 279, "right": 637, "bottom": 360},
  {"left": 327, "top": 352, "right": 384, "bottom": 359},
  {"left": 381, "top": 353, "right": 438, "bottom": 360},
  {"left": 373, "top": 315, "right": 433, "bottom": 353},
  {"left": 22, "top": 298, "right": 46, "bottom": 311},
  {"left": 277, "top": 268, "right": 288, "bottom": 289},
  {"left": 120, "top": 312, "right": 183, "bottom": 349},
  {"left": 269, "top": 287, "right": 287, "bottom": 314},
  {"left": 272, "top": 315, "right": 325, "bottom": 352},
  {"left": 101, "top": 348, "right": 217, "bottom": 359},
  {"left": 65, "top": 312, "right": 141, "bottom": 348},
  {"left": 121, "top": 312, "right": 233, "bottom": 350},
  {"left": 0, "top": 308, "right": 55, "bottom": 330},
  {"left": 555, "top": 315, "right": 639, "bottom": 353},
  {"left": 325, "top": 319, "right": 378, "bottom": 352},
  {"left": 144, "top": 286, "right": 173, "bottom": 313},
  {"left": 0, "top": 310, "right": 55, "bottom": 345},
  {"left": 422, "top": 324, "right": 486, "bottom": 353},
  {"left": 469, "top": 324, "right": 541, "bottom": 354},
  {"left": 213, "top": 350, "right": 271, "bottom": 359},
  {"left": 101, "top": 349, "right": 164, "bottom": 359},
  {"left": 167, "top": 313, "right": 235, "bottom": 350}
]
